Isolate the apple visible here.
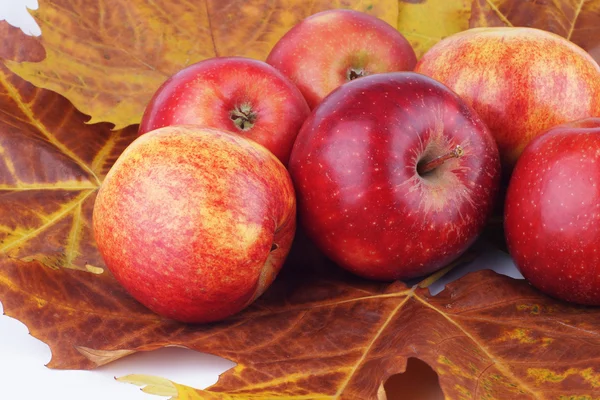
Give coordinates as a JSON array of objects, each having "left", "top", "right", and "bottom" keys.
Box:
[
  {"left": 266, "top": 9, "right": 417, "bottom": 110},
  {"left": 138, "top": 57, "right": 310, "bottom": 165},
  {"left": 288, "top": 72, "right": 500, "bottom": 280},
  {"left": 415, "top": 27, "right": 600, "bottom": 169},
  {"left": 505, "top": 118, "right": 600, "bottom": 305},
  {"left": 93, "top": 125, "right": 297, "bottom": 323}
]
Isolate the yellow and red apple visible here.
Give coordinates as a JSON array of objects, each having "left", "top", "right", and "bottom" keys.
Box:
[
  {"left": 416, "top": 27, "right": 600, "bottom": 169},
  {"left": 93, "top": 126, "right": 296, "bottom": 323}
]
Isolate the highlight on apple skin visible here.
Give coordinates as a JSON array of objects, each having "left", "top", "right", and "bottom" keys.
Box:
[
  {"left": 266, "top": 9, "right": 417, "bottom": 109},
  {"left": 415, "top": 27, "right": 600, "bottom": 170},
  {"left": 288, "top": 71, "right": 501, "bottom": 281},
  {"left": 138, "top": 57, "right": 310, "bottom": 165},
  {"left": 93, "top": 125, "right": 297, "bottom": 323},
  {"left": 505, "top": 118, "right": 600, "bottom": 306}
]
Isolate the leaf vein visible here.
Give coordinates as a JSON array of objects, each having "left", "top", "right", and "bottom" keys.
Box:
[
  {"left": 0, "top": 190, "right": 95, "bottom": 254},
  {"left": 484, "top": 0, "right": 514, "bottom": 26},
  {"left": 203, "top": 0, "right": 218, "bottom": 57},
  {"left": 415, "top": 294, "right": 543, "bottom": 399},
  {"left": 0, "top": 69, "right": 101, "bottom": 186},
  {"left": 567, "top": 0, "right": 586, "bottom": 40},
  {"left": 333, "top": 290, "right": 414, "bottom": 397}
]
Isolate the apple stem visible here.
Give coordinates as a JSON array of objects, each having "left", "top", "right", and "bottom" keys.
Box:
[
  {"left": 347, "top": 68, "right": 367, "bottom": 81},
  {"left": 417, "top": 145, "right": 464, "bottom": 176},
  {"left": 230, "top": 103, "right": 257, "bottom": 131}
]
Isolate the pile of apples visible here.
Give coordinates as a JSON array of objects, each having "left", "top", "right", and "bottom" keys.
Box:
[{"left": 92, "top": 9, "right": 600, "bottom": 324}]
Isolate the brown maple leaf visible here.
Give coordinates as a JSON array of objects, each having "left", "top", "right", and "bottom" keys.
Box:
[
  {"left": 1, "top": 0, "right": 398, "bottom": 129},
  {"left": 2, "top": 8, "right": 600, "bottom": 400},
  {"left": 0, "top": 65, "right": 137, "bottom": 274},
  {"left": 0, "top": 23, "right": 44, "bottom": 63},
  {"left": 116, "top": 258, "right": 600, "bottom": 400},
  {"left": 470, "top": 0, "right": 600, "bottom": 63}
]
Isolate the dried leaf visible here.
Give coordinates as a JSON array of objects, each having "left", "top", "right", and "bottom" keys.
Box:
[
  {"left": 2, "top": 8, "right": 600, "bottom": 399},
  {"left": 5, "top": 188, "right": 600, "bottom": 400},
  {"left": 1, "top": 0, "right": 397, "bottom": 129},
  {"left": 398, "top": 0, "right": 472, "bottom": 59},
  {"left": 470, "top": 0, "right": 600, "bottom": 63},
  {"left": 0, "top": 69, "right": 138, "bottom": 270},
  {"left": 0, "top": 23, "right": 44, "bottom": 63},
  {"left": 120, "top": 268, "right": 600, "bottom": 400}
]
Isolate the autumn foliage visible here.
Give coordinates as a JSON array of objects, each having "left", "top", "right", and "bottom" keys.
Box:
[{"left": 1, "top": 0, "right": 600, "bottom": 399}]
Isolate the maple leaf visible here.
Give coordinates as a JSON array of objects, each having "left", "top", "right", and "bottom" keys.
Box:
[
  {"left": 470, "top": 0, "right": 600, "bottom": 64},
  {"left": 0, "top": 64, "right": 137, "bottom": 276},
  {"left": 2, "top": 3, "right": 600, "bottom": 399},
  {"left": 118, "top": 266, "right": 600, "bottom": 400},
  {"left": 0, "top": 72, "right": 597, "bottom": 392},
  {"left": 0, "top": 23, "right": 44, "bottom": 63},
  {"left": 1, "top": 0, "right": 397, "bottom": 129},
  {"left": 398, "top": 0, "right": 472, "bottom": 59}
]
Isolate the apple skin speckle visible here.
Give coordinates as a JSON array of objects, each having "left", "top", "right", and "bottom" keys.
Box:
[
  {"left": 289, "top": 72, "right": 500, "bottom": 281},
  {"left": 505, "top": 118, "right": 600, "bottom": 305}
]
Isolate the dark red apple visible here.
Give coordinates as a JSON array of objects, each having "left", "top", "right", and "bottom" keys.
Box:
[
  {"left": 505, "top": 118, "right": 600, "bottom": 305},
  {"left": 289, "top": 72, "right": 500, "bottom": 280},
  {"left": 138, "top": 57, "right": 310, "bottom": 165},
  {"left": 93, "top": 125, "right": 296, "bottom": 323},
  {"left": 266, "top": 9, "right": 417, "bottom": 109}
]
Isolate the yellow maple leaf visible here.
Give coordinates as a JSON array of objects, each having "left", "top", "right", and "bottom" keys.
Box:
[
  {"left": 4, "top": 0, "right": 397, "bottom": 129},
  {"left": 398, "top": 0, "right": 471, "bottom": 59}
]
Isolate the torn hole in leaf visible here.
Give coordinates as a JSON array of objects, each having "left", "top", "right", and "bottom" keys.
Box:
[{"left": 384, "top": 357, "right": 444, "bottom": 400}]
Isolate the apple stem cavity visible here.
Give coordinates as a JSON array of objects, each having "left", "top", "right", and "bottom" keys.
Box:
[
  {"left": 347, "top": 68, "right": 367, "bottom": 81},
  {"left": 270, "top": 243, "right": 279, "bottom": 252},
  {"left": 417, "top": 145, "right": 464, "bottom": 176},
  {"left": 230, "top": 103, "right": 257, "bottom": 131}
]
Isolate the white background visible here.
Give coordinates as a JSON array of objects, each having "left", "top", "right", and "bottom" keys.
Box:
[{"left": 0, "top": 1, "right": 523, "bottom": 398}]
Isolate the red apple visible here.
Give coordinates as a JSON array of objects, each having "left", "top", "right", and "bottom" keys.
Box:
[
  {"left": 289, "top": 72, "right": 500, "bottom": 280},
  {"left": 415, "top": 27, "right": 600, "bottom": 169},
  {"left": 93, "top": 125, "right": 297, "bottom": 323},
  {"left": 505, "top": 118, "right": 600, "bottom": 305},
  {"left": 266, "top": 9, "right": 417, "bottom": 110},
  {"left": 138, "top": 57, "right": 310, "bottom": 165}
]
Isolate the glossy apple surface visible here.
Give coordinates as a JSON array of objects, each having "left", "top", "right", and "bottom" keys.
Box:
[
  {"left": 505, "top": 118, "right": 600, "bottom": 305},
  {"left": 93, "top": 126, "right": 296, "bottom": 323},
  {"left": 289, "top": 72, "right": 500, "bottom": 280},
  {"left": 266, "top": 9, "right": 417, "bottom": 109},
  {"left": 139, "top": 57, "right": 310, "bottom": 165},
  {"left": 415, "top": 27, "right": 600, "bottom": 169}
]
